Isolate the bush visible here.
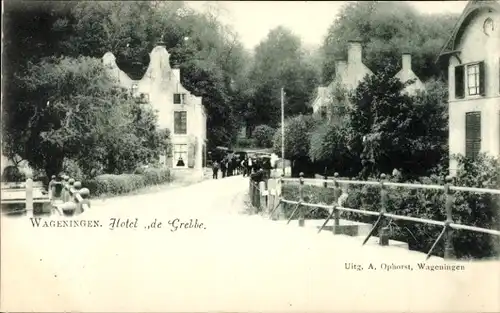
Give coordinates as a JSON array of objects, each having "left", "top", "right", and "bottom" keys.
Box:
[
  {"left": 280, "top": 155, "right": 500, "bottom": 259},
  {"left": 62, "top": 158, "right": 85, "bottom": 181},
  {"left": 1, "top": 165, "right": 26, "bottom": 182},
  {"left": 84, "top": 167, "right": 172, "bottom": 197},
  {"left": 253, "top": 124, "right": 275, "bottom": 148},
  {"left": 273, "top": 114, "right": 315, "bottom": 160},
  {"left": 236, "top": 137, "right": 257, "bottom": 148}
]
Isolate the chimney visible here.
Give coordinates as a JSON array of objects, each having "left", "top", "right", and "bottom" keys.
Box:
[
  {"left": 402, "top": 53, "right": 412, "bottom": 72},
  {"left": 347, "top": 40, "right": 363, "bottom": 64},
  {"left": 335, "top": 59, "right": 347, "bottom": 79}
]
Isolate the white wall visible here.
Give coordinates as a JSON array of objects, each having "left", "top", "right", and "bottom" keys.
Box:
[{"left": 448, "top": 8, "right": 500, "bottom": 174}]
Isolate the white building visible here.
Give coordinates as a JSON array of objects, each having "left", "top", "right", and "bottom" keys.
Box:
[
  {"left": 312, "top": 40, "right": 425, "bottom": 119},
  {"left": 437, "top": 0, "right": 500, "bottom": 175},
  {"left": 103, "top": 44, "right": 208, "bottom": 177}
]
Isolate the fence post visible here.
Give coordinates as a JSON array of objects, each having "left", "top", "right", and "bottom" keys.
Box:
[
  {"left": 79, "top": 188, "right": 91, "bottom": 212},
  {"left": 61, "top": 175, "right": 69, "bottom": 202},
  {"left": 267, "top": 178, "right": 275, "bottom": 214},
  {"left": 444, "top": 176, "right": 455, "bottom": 260},
  {"left": 73, "top": 181, "right": 82, "bottom": 214},
  {"left": 53, "top": 175, "right": 63, "bottom": 200},
  {"left": 333, "top": 172, "right": 341, "bottom": 234},
  {"left": 273, "top": 174, "right": 284, "bottom": 220},
  {"left": 323, "top": 173, "right": 328, "bottom": 206},
  {"left": 259, "top": 181, "right": 267, "bottom": 212},
  {"left": 65, "top": 176, "right": 70, "bottom": 201},
  {"left": 25, "top": 178, "right": 34, "bottom": 217},
  {"left": 68, "top": 178, "right": 75, "bottom": 200},
  {"left": 48, "top": 175, "right": 56, "bottom": 200},
  {"left": 298, "top": 172, "right": 305, "bottom": 227},
  {"left": 378, "top": 173, "right": 389, "bottom": 246}
]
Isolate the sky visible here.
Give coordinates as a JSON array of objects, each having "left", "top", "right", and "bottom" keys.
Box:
[{"left": 186, "top": 1, "right": 467, "bottom": 50}]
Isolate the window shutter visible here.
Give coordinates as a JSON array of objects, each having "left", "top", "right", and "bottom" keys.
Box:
[
  {"left": 478, "top": 61, "right": 486, "bottom": 96},
  {"left": 455, "top": 65, "right": 465, "bottom": 99},
  {"left": 465, "top": 112, "right": 481, "bottom": 159}
]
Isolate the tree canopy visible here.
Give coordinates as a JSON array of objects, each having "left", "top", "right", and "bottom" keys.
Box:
[
  {"left": 3, "top": 0, "right": 458, "bottom": 178},
  {"left": 320, "top": 1, "right": 458, "bottom": 83}
]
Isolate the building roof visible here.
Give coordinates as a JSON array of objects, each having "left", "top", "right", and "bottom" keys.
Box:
[{"left": 436, "top": 0, "right": 500, "bottom": 63}]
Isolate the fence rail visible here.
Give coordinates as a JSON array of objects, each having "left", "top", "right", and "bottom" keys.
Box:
[
  {"left": 250, "top": 172, "right": 500, "bottom": 260},
  {"left": 1, "top": 174, "right": 91, "bottom": 217}
]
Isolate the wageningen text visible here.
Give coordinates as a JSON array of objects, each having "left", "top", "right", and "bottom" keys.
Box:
[
  {"left": 29, "top": 217, "right": 206, "bottom": 232},
  {"left": 345, "top": 262, "right": 466, "bottom": 272}
]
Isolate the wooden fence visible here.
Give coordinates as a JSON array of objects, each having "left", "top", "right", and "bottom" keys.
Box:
[
  {"left": 249, "top": 172, "right": 500, "bottom": 260},
  {"left": 1, "top": 174, "right": 91, "bottom": 217}
]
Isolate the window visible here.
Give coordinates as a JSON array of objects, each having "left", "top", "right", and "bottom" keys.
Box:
[
  {"left": 467, "top": 64, "right": 480, "bottom": 95},
  {"left": 173, "top": 144, "right": 188, "bottom": 167},
  {"left": 173, "top": 93, "right": 186, "bottom": 104},
  {"left": 174, "top": 111, "right": 187, "bottom": 134},
  {"left": 465, "top": 112, "right": 481, "bottom": 159},
  {"left": 455, "top": 62, "right": 486, "bottom": 98}
]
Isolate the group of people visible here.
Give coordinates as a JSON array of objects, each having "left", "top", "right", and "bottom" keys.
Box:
[{"left": 212, "top": 154, "right": 274, "bottom": 180}]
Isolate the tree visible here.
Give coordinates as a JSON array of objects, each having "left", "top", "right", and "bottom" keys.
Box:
[
  {"left": 309, "top": 118, "right": 359, "bottom": 177},
  {"left": 273, "top": 115, "right": 316, "bottom": 177},
  {"left": 347, "top": 65, "right": 448, "bottom": 179},
  {"left": 3, "top": 0, "right": 251, "bottom": 157},
  {"left": 247, "top": 26, "right": 319, "bottom": 129},
  {"left": 320, "top": 1, "right": 458, "bottom": 83},
  {"left": 5, "top": 56, "right": 168, "bottom": 178},
  {"left": 252, "top": 125, "right": 275, "bottom": 148}
]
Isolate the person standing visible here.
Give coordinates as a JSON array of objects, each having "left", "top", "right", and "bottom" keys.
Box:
[
  {"left": 220, "top": 158, "right": 227, "bottom": 178},
  {"left": 247, "top": 157, "right": 253, "bottom": 175},
  {"left": 212, "top": 161, "right": 219, "bottom": 179}
]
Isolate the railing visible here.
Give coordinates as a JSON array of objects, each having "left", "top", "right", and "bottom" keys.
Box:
[
  {"left": 1, "top": 174, "right": 91, "bottom": 217},
  {"left": 249, "top": 172, "right": 500, "bottom": 260},
  {"left": 49, "top": 175, "right": 91, "bottom": 216}
]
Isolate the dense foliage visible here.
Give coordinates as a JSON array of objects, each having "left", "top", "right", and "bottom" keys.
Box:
[
  {"left": 320, "top": 1, "right": 458, "bottom": 83},
  {"left": 348, "top": 66, "right": 448, "bottom": 179},
  {"left": 3, "top": 55, "right": 168, "bottom": 179},
  {"left": 252, "top": 125, "right": 275, "bottom": 148},
  {"left": 244, "top": 27, "right": 319, "bottom": 131},
  {"left": 84, "top": 167, "right": 172, "bottom": 197},
  {"left": 2, "top": 1, "right": 251, "bottom": 178}
]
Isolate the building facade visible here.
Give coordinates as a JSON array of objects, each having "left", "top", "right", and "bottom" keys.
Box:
[
  {"left": 438, "top": 0, "right": 500, "bottom": 175},
  {"left": 102, "top": 45, "right": 207, "bottom": 177},
  {"left": 312, "top": 41, "right": 425, "bottom": 119}
]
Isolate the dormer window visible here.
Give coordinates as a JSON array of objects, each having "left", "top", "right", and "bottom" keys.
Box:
[{"left": 174, "top": 93, "right": 186, "bottom": 104}]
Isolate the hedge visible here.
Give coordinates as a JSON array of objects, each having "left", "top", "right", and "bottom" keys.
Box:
[
  {"left": 280, "top": 156, "right": 500, "bottom": 260},
  {"left": 83, "top": 167, "right": 172, "bottom": 197}
]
